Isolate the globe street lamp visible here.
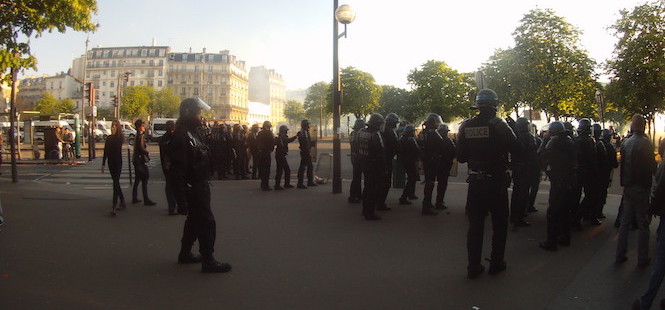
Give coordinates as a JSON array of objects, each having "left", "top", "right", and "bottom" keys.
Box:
[{"left": 332, "top": 2, "right": 355, "bottom": 194}]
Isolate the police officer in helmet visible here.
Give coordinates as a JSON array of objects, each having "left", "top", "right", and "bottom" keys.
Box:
[
  {"left": 171, "top": 98, "right": 231, "bottom": 273},
  {"left": 398, "top": 125, "right": 420, "bottom": 205},
  {"left": 377, "top": 113, "right": 401, "bottom": 210},
  {"left": 256, "top": 121, "right": 275, "bottom": 191},
  {"left": 457, "top": 89, "right": 520, "bottom": 278},
  {"left": 348, "top": 119, "right": 366, "bottom": 203},
  {"left": 357, "top": 113, "right": 386, "bottom": 220}
]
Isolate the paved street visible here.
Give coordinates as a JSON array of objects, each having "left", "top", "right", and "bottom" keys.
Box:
[{"left": 0, "top": 140, "right": 660, "bottom": 310}]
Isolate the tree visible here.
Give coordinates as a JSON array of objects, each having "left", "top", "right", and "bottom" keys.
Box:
[
  {"left": 336, "top": 67, "right": 382, "bottom": 119},
  {"left": 1, "top": 1, "right": 98, "bottom": 83},
  {"left": 34, "top": 93, "right": 76, "bottom": 115},
  {"left": 283, "top": 100, "right": 306, "bottom": 127},
  {"left": 482, "top": 48, "right": 525, "bottom": 116},
  {"left": 151, "top": 87, "right": 180, "bottom": 117},
  {"left": 304, "top": 81, "right": 332, "bottom": 132},
  {"left": 120, "top": 85, "right": 154, "bottom": 119},
  {"left": 377, "top": 85, "right": 420, "bottom": 124},
  {"left": 407, "top": 60, "right": 475, "bottom": 122},
  {"left": 34, "top": 92, "right": 59, "bottom": 115},
  {"left": 511, "top": 9, "right": 599, "bottom": 120},
  {"left": 606, "top": 0, "right": 665, "bottom": 130},
  {"left": 96, "top": 107, "right": 114, "bottom": 120}
]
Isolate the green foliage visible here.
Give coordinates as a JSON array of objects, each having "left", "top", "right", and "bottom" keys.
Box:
[
  {"left": 482, "top": 48, "right": 524, "bottom": 115},
  {"left": 283, "top": 100, "right": 306, "bottom": 126},
  {"left": 120, "top": 85, "right": 154, "bottom": 119},
  {"left": 336, "top": 67, "right": 382, "bottom": 118},
  {"left": 0, "top": 0, "right": 98, "bottom": 83},
  {"left": 34, "top": 93, "right": 75, "bottom": 115},
  {"left": 377, "top": 85, "right": 420, "bottom": 124},
  {"left": 606, "top": 0, "right": 665, "bottom": 122},
  {"left": 407, "top": 60, "right": 475, "bottom": 122},
  {"left": 152, "top": 87, "right": 180, "bottom": 117},
  {"left": 510, "top": 8, "right": 599, "bottom": 120},
  {"left": 304, "top": 81, "right": 331, "bottom": 126},
  {"left": 96, "top": 107, "right": 114, "bottom": 120}
]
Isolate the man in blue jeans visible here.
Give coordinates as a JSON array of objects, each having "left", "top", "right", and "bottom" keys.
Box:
[{"left": 633, "top": 135, "right": 665, "bottom": 310}]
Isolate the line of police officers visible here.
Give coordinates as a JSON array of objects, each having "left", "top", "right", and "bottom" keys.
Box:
[{"left": 349, "top": 89, "right": 619, "bottom": 279}]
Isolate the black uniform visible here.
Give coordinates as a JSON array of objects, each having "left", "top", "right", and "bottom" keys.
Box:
[
  {"left": 247, "top": 128, "right": 259, "bottom": 179},
  {"left": 357, "top": 127, "right": 386, "bottom": 220},
  {"left": 527, "top": 135, "right": 543, "bottom": 212},
  {"left": 233, "top": 127, "right": 248, "bottom": 179},
  {"left": 510, "top": 128, "right": 538, "bottom": 225},
  {"left": 103, "top": 134, "right": 125, "bottom": 207},
  {"left": 590, "top": 135, "right": 609, "bottom": 220},
  {"left": 572, "top": 132, "right": 598, "bottom": 225},
  {"left": 599, "top": 138, "right": 618, "bottom": 210},
  {"left": 348, "top": 128, "right": 363, "bottom": 202},
  {"left": 220, "top": 126, "right": 233, "bottom": 178},
  {"left": 540, "top": 133, "right": 578, "bottom": 249},
  {"left": 171, "top": 124, "right": 217, "bottom": 260},
  {"left": 132, "top": 130, "right": 153, "bottom": 203},
  {"left": 457, "top": 112, "right": 519, "bottom": 275},
  {"left": 379, "top": 126, "right": 399, "bottom": 208},
  {"left": 159, "top": 129, "right": 182, "bottom": 214},
  {"left": 398, "top": 133, "right": 420, "bottom": 202},
  {"left": 275, "top": 134, "right": 297, "bottom": 188},
  {"left": 297, "top": 129, "right": 316, "bottom": 186},
  {"left": 256, "top": 128, "right": 275, "bottom": 190},
  {"left": 419, "top": 129, "right": 456, "bottom": 211}
]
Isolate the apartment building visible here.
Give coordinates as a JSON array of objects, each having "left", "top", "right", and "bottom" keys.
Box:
[
  {"left": 84, "top": 46, "right": 170, "bottom": 110},
  {"left": 249, "top": 66, "right": 286, "bottom": 126},
  {"left": 167, "top": 49, "right": 249, "bottom": 123}
]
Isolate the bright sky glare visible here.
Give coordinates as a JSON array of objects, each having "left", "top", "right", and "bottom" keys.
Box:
[{"left": 22, "top": 0, "right": 641, "bottom": 90}]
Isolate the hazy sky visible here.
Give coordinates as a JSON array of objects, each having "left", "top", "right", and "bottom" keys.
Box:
[{"left": 22, "top": 0, "right": 640, "bottom": 90}]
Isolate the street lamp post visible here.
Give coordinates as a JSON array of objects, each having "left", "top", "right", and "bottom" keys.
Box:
[
  {"left": 595, "top": 89, "right": 605, "bottom": 128},
  {"left": 332, "top": 1, "right": 355, "bottom": 194}
]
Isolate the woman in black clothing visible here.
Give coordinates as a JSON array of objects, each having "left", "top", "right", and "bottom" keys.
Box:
[{"left": 102, "top": 120, "right": 126, "bottom": 216}]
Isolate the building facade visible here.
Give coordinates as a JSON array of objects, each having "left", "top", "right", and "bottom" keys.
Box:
[
  {"left": 249, "top": 66, "right": 286, "bottom": 126},
  {"left": 167, "top": 49, "right": 249, "bottom": 123},
  {"left": 84, "top": 46, "right": 170, "bottom": 110}
]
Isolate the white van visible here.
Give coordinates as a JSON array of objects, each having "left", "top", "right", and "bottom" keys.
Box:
[
  {"left": 33, "top": 120, "right": 73, "bottom": 141},
  {"left": 120, "top": 121, "right": 137, "bottom": 145},
  {"left": 149, "top": 118, "right": 177, "bottom": 142}
]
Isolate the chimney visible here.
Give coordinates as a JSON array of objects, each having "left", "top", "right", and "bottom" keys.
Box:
[{"left": 152, "top": 37, "right": 156, "bottom": 46}]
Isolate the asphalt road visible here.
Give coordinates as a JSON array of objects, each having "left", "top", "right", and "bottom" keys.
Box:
[{"left": 0, "top": 139, "right": 657, "bottom": 310}]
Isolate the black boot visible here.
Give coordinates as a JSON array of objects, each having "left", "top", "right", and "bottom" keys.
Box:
[{"left": 202, "top": 258, "right": 232, "bottom": 273}]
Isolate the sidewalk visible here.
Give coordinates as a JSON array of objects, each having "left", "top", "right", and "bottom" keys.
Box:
[{"left": 0, "top": 156, "right": 660, "bottom": 310}]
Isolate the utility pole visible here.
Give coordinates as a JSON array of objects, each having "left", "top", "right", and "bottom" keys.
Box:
[{"left": 9, "top": 66, "right": 18, "bottom": 183}]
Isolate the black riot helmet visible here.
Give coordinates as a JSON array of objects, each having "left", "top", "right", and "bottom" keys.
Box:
[
  {"left": 437, "top": 124, "right": 450, "bottom": 136},
  {"left": 601, "top": 129, "right": 611, "bottom": 141},
  {"left": 279, "top": 125, "right": 289, "bottom": 135},
  {"left": 578, "top": 118, "right": 592, "bottom": 134},
  {"left": 471, "top": 89, "right": 499, "bottom": 110},
  {"left": 251, "top": 123, "right": 260, "bottom": 132},
  {"left": 367, "top": 113, "right": 385, "bottom": 130},
  {"left": 352, "top": 119, "right": 366, "bottom": 130},
  {"left": 403, "top": 125, "right": 415, "bottom": 137},
  {"left": 515, "top": 117, "right": 530, "bottom": 133},
  {"left": 262, "top": 120, "right": 272, "bottom": 130},
  {"left": 385, "top": 113, "right": 400, "bottom": 126},
  {"left": 423, "top": 113, "right": 443, "bottom": 129},
  {"left": 592, "top": 123, "right": 602, "bottom": 139},
  {"left": 301, "top": 119, "right": 311, "bottom": 130},
  {"left": 548, "top": 121, "right": 565, "bottom": 136},
  {"left": 563, "top": 122, "right": 573, "bottom": 134},
  {"left": 178, "top": 98, "right": 211, "bottom": 128}
]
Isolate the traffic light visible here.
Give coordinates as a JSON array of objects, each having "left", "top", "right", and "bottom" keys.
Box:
[
  {"left": 111, "top": 95, "right": 118, "bottom": 107},
  {"left": 86, "top": 82, "right": 96, "bottom": 106}
]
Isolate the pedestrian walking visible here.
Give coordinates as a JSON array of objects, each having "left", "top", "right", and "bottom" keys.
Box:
[
  {"left": 102, "top": 120, "right": 127, "bottom": 216},
  {"left": 456, "top": 89, "right": 520, "bottom": 278},
  {"left": 616, "top": 114, "right": 657, "bottom": 267},
  {"left": 132, "top": 119, "right": 156, "bottom": 206},
  {"left": 171, "top": 98, "right": 231, "bottom": 273}
]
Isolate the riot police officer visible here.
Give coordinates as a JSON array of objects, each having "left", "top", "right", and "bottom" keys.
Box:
[
  {"left": 357, "top": 113, "right": 386, "bottom": 220},
  {"left": 599, "top": 129, "right": 618, "bottom": 217},
  {"left": 539, "top": 121, "right": 578, "bottom": 251},
  {"left": 510, "top": 117, "right": 537, "bottom": 227},
  {"left": 573, "top": 118, "right": 599, "bottom": 227},
  {"left": 398, "top": 125, "right": 420, "bottom": 205},
  {"left": 247, "top": 124, "right": 261, "bottom": 179},
  {"left": 171, "top": 98, "right": 231, "bottom": 273},
  {"left": 348, "top": 119, "right": 366, "bottom": 203},
  {"left": 457, "top": 89, "right": 520, "bottom": 278},
  {"left": 418, "top": 113, "right": 445, "bottom": 216},
  {"left": 435, "top": 124, "right": 456, "bottom": 210},
  {"left": 591, "top": 123, "right": 608, "bottom": 222},
  {"left": 232, "top": 124, "right": 249, "bottom": 180},
  {"left": 256, "top": 121, "right": 275, "bottom": 191},
  {"left": 378, "top": 113, "right": 400, "bottom": 210},
  {"left": 275, "top": 125, "right": 297, "bottom": 190},
  {"left": 297, "top": 119, "right": 317, "bottom": 188}
]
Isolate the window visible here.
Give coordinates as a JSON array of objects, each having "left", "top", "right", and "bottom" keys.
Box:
[
  {"left": 193, "top": 88, "right": 199, "bottom": 96},
  {"left": 102, "top": 81, "right": 106, "bottom": 86},
  {"left": 208, "top": 66, "right": 213, "bottom": 72},
  {"left": 158, "top": 81, "right": 163, "bottom": 87},
  {"left": 111, "top": 71, "right": 116, "bottom": 77},
  {"left": 181, "top": 87, "right": 186, "bottom": 96},
  {"left": 130, "top": 81, "right": 135, "bottom": 86},
  {"left": 159, "top": 60, "right": 164, "bottom": 66},
  {"left": 158, "top": 70, "right": 163, "bottom": 76},
  {"left": 110, "top": 81, "right": 115, "bottom": 88}
]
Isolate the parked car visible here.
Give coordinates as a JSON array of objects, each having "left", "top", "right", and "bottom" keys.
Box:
[{"left": 120, "top": 121, "right": 137, "bottom": 145}]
